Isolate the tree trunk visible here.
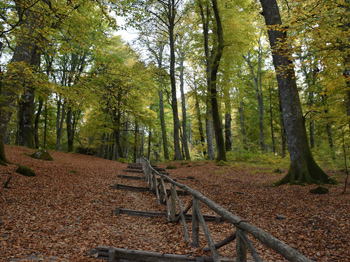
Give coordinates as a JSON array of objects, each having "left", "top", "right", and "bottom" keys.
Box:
[
  {"left": 198, "top": 1, "right": 215, "bottom": 160},
  {"left": 208, "top": 0, "right": 226, "bottom": 161},
  {"left": 245, "top": 52, "right": 265, "bottom": 152},
  {"left": 224, "top": 94, "right": 232, "bottom": 152},
  {"left": 239, "top": 102, "right": 247, "bottom": 150},
  {"left": 148, "top": 127, "right": 152, "bottom": 160},
  {"left": 279, "top": 101, "right": 287, "bottom": 158},
  {"left": 159, "top": 90, "right": 169, "bottom": 160},
  {"left": 18, "top": 86, "right": 35, "bottom": 148},
  {"left": 269, "top": 86, "right": 276, "bottom": 154},
  {"left": 34, "top": 96, "right": 44, "bottom": 148},
  {"left": 0, "top": 7, "right": 39, "bottom": 162},
  {"left": 168, "top": 1, "right": 182, "bottom": 160},
  {"left": 260, "top": 0, "right": 333, "bottom": 184},
  {"left": 43, "top": 102, "right": 47, "bottom": 149},
  {"left": 66, "top": 106, "right": 74, "bottom": 152},
  {"left": 195, "top": 92, "right": 206, "bottom": 157},
  {"left": 179, "top": 53, "right": 191, "bottom": 160},
  {"left": 134, "top": 122, "right": 138, "bottom": 163},
  {"left": 309, "top": 91, "right": 315, "bottom": 148},
  {"left": 56, "top": 98, "right": 65, "bottom": 150}
]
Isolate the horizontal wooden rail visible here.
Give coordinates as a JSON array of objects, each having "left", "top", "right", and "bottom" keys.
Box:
[{"left": 139, "top": 157, "right": 312, "bottom": 262}]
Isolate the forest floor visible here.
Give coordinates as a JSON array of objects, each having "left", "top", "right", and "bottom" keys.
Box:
[{"left": 0, "top": 145, "right": 349, "bottom": 262}]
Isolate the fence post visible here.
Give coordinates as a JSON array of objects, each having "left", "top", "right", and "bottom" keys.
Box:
[
  {"left": 236, "top": 228, "right": 247, "bottom": 262},
  {"left": 170, "top": 184, "right": 176, "bottom": 222},
  {"left": 192, "top": 196, "right": 200, "bottom": 247},
  {"left": 108, "top": 247, "right": 115, "bottom": 262}
]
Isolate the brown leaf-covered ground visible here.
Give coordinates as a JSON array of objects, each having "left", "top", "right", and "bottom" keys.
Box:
[{"left": 0, "top": 145, "right": 349, "bottom": 261}]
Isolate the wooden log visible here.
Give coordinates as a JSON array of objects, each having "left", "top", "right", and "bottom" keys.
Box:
[
  {"left": 108, "top": 247, "right": 116, "bottom": 262},
  {"left": 236, "top": 230, "right": 262, "bottom": 262},
  {"left": 236, "top": 228, "right": 247, "bottom": 262},
  {"left": 123, "top": 169, "right": 144, "bottom": 173},
  {"left": 144, "top": 162, "right": 311, "bottom": 261},
  {"left": 176, "top": 201, "right": 193, "bottom": 223},
  {"left": 115, "top": 207, "right": 166, "bottom": 218},
  {"left": 203, "top": 233, "right": 236, "bottom": 252},
  {"left": 192, "top": 197, "right": 200, "bottom": 248},
  {"left": 193, "top": 197, "right": 220, "bottom": 262},
  {"left": 117, "top": 174, "right": 145, "bottom": 180},
  {"left": 170, "top": 184, "right": 176, "bottom": 222},
  {"left": 173, "top": 185, "right": 190, "bottom": 244},
  {"left": 111, "top": 184, "right": 150, "bottom": 192}
]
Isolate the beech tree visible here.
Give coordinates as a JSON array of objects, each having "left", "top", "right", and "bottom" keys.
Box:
[{"left": 260, "top": 0, "right": 334, "bottom": 184}]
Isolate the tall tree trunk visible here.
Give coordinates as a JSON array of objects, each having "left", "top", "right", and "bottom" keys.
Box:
[
  {"left": 309, "top": 91, "right": 315, "bottom": 148},
  {"left": 159, "top": 90, "right": 169, "bottom": 160},
  {"left": 34, "top": 96, "right": 44, "bottom": 148},
  {"left": 66, "top": 106, "right": 74, "bottom": 152},
  {"left": 239, "top": 102, "right": 247, "bottom": 150},
  {"left": 179, "top": 53, "right": 191, "bottom": 160},
  {"left": 269, "top": 85, "right": 276, "bottom": 154},
  {"left": 224, "top": 90, "right": 232, "bottom": 152},
  {"left": 279, "top": 101, "right": 287, "bottom": 158},
  {"left": 168, "top": 1, "right": 182, "bottom": 160},
  {"left": 0, "top": 6, "right": 38, "bottom": 163},
  {"left": 18, "top": 86, "right": 35, "bottom": 148},
  {"left": 56, "top": 98, "right": 65, "bottom": 150},
  {"left": 245, "top": 52, "right": 265, "bottom": 152},
  {"left": 134, "top": 122, "right": 138, "bottom": 163},
  {"left": 148, "top": 127, "right": 152, "bottom": 160},
  {"left": 195, "top": 92, "right": 206, "bottom": 156},
  {"left": 210, "top": 0, "right": 226, "bottom": 161},
  {"left": 260, "top": 0, "right": 333, "bottom": 184},
  {"left": 198, "top": 1, "right": 215, "bottom": 160},
  {"left": 43, "top": 102, "right": 47, "bottom": 149}
]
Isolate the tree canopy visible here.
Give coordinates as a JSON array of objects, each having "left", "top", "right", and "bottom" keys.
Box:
[{"left": 1, "top": 0, "right": 349, "bottom": 185}]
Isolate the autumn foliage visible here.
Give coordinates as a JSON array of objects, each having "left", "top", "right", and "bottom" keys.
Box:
[{"left": 0, "top": 145, "right": 349, "bottom": 261}]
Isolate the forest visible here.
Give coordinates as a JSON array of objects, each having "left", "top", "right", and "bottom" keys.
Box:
[
  {"left": 1, "top": 0, "right": 350, "bottom": 185},
  {"left": 1, "top": 1, "right": 350, "bottom": 261}
]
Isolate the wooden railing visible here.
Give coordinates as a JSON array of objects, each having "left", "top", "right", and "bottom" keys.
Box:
[{"left": 139, "top": 157, "right": 312, "bottom": 262}]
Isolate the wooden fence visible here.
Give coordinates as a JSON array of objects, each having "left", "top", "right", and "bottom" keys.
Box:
[{"left": 139, "top": 157, "right": 312, "bottom": 262}]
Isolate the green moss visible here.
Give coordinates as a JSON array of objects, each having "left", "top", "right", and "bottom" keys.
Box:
[
  {"left": 70, "top": 170, "right": 78, "bottom": 174},
  {"left": 166, "top": 165, "right": 177, "bottom": 169},
  {"left": 117, "top": 158, "right": 127, "bottom": 163},
  {"left": 216, "top": 160, "right": 227, "bottom": 166},
  {"left": 30, "top": 150, "right": 53, "bottom": 161},
  {"left": 16, "top": 165, "right": 35, "bottom": 177}
]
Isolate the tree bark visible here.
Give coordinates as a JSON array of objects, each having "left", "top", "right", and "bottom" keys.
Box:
[
  {"left": 260, "top": 0, "right": 333, "bottom": 184},
  {"left": 159, "top": 90, "right": 169, "bottom": 160},
  {"left": 239, "top": 102, "right": 247, "bottom": 150},
  {"left": 269, "top": 85, "right": 276, "bottom": 154},
  {"left": 198, "top": 1, "right": 215, "bottom": 160},
  {"left": 245, "top": 52, "right": 265, "bottom": 152},
  {"left": 66, "top": 106, "right": 74, "bottom": 152},
  {"left": 43, "top": 102, "right": 47, "bottom": 149},
  {"left": 179, "top": 52, "right": 191, "bottom": 160},
  {"left": 309, "top": 91, "right": 315, "bottom": 149},
  {"left": 208, "top": 0, "right": 226, "bottom": 161},
  {"left": 224, "top": 109, "right": 232, "bottom": 152},
  {"left": 194, "top": 92, "right": 206, "bottom": 157},
  {"left": 0, "top": 7, "right": 38, "bottom": 162},
  {"left": 56, "top": 98, "right": 65, "bottom": 150},
  {"left": 34, "top": 96, "right": 44, "bottom": 148},
  {"left": 168, "top": 0, "right": 182, "bottom": 160}
]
